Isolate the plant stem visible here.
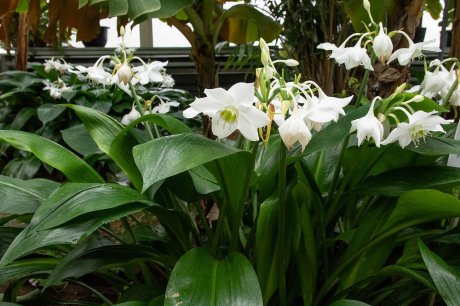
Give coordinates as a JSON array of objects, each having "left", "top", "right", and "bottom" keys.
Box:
[
  {"left": 441, "top": 78, "right": 458, "bottom": 108},
  {"left": 355, "top": 52, "right": 376, "bottom": 108},
  {"left": 277, "top": 143, "right": 288, "bottom": 306},
  {"left": 194, "top": 201, "right": 214, "bottom": 246},
  {"left": 128, "top": 82, "right": 156, "bottom": 140}
]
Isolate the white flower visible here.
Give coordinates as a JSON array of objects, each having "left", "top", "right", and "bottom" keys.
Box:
[
  {"left": 299, "top": 87, "right": 353, "bottom": 131},
  {"left": 350, "top": 97, "right": 384, "bottom": 147},
  {"left": 70, "top": 56, "right": 113, "bottom": 85},
  {"left": 133, "top": 61, "right": 168, "bottom": 85},
  {"left": 373, "top": 22, "right": 393, "bottom": 63},
  {"left": 183, "top": 82, "right": 269, "bottom": 141},
  {"left": 121, "top": 106, "right": 141, "bottom": 125},
  {"left": 44, "top": 58, "right": 71, "bottom": 74},
  {"left": 318, "top": 33, "right": 374, "bottom": 71},
  {"left": 151, "top": 101, "right": 180, "bottom": 114},
  {"left": 161, "top": 74, "right": 175, "bottom": 88},
  {"left": 381, "top": 110, "right": 451, "bottom": 148},
  {"left": 43, "top": 78, "right": 72, "bottom": 99},
  {"left": 279, "top": 106, "right": 312, "bottom": 152},
  {"left": 388, "top": 33, "right": 441, "bottom": 66},
  {"left": 116, "top": 61, "right": 132, "bottom": 85}
]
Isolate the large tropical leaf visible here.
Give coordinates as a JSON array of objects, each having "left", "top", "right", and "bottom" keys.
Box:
[
  {"left": 132, "top": 0, "right": 195, "bottom": 24},
  {"left": 0, "top": 130, "right": 104, "bottom": 183},
  {"left": 0, "top": 176, "right": 60, "bottom": 214},
  {"left": 164, "top": 248, "right": 263, "bottom": 306},
  {"left": 217, "top": 4, "right": 283, "bottom": 44},
  {"left": 419, "top": 239, "right": 460, "bottom": 306}
]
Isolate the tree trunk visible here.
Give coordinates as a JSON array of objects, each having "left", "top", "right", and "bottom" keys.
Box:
[
  {"left": 191, "top": 35, "right": 217, "bottom": 95},
  {"left": 16, "top": 12, "right": 28, "bottom": 71},
  {"left": 450, "top": 0, "right": 460, "bottom": 59}
]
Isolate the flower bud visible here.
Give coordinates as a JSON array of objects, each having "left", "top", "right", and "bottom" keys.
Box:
[
  {"left": 116, "top": 62, "right": 132, "bottom": 84},
  {"left": 373, "top": 22, "right": 393, "bottom": 63}
]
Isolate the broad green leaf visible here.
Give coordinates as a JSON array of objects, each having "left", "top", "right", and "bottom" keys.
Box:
[
  {"left": 15, "top": 0, "right": 31, "bottom": 13},
  {"left": 133, "top": 0, "right": 195, "bottom": 24},
  {"left": 127, "top": 0, "right": 161, "bottom": 21},
  {"left": 330, "top": 300, "right": 371, "bottom": 306},
  {"left": 27, "top": 183, "right": 147, "bottom": 232},
  {"left": 0, "top": 258, "right": 58, "bottom": 284},
  {"left": 407, "top": 136, "right": 460, "bottom": 156},
  {"left": 9, "top": 107, "right": 36, "bottom": 130},
  {"left": 126, "top": 113, "right": 192, "bottom": 135},
  {"left": 0, "top": 176, "right": 60, "bottom": 214},
  {"left": 419, "top": 239, "right": 460, "bottom": 306},
  {"left": 1, "top": 202, "right": 151, "bottom": 265},
  {"left": 254, "top": 194, "right": 278, "bottom": 304},
  {"left": 0, "top": 228, "right": 22, "bottom": 258},
  {"left": 108, "top": 0, "right": 128, "bottom": 16},
  {"left": 61, "top": 124, "right": 100, "bottom": 156},
  {"left": 68, "top": 104, "right": 142, "bottom": 190},
  {"left": 37, "top": 104, "right": 66, "bottom": 125},
  {"left": 45, "top": 244, "right": 175, "bottom": 287},
  {"left": 0, "top": 130, "right": 104, "bottom": 183},
  {"left": 165, "top": 248, "right": 263, "bottom": 306},
  {"left": 379, "top": 190, "right": 460, "bottom": 234},
  {"left": 217, "top": 4, "right": 283, "bottom": 44},
  {"left": 2, "top": 154, "right": 41, "bottom": 180},
  {"left": 133, "top": 134, "right": 246, "bottom": 192},
  {"left": 352, "top": 166, "right": 460, "bottom": 196},
  {"left": 426, "top": 0, "right": 443, "bottom": 19},
  {"left": 342, "top": 0, "right": 385, "bottom": 31}
]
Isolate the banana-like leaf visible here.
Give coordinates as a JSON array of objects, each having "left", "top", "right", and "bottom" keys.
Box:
[
  {"left": 0, "top": 176, "right": 60, "bottom": 214},
  {"left": 342, "top": 0, "right": 386, "bottom": 32},
  {"left": 419, "top": 239, "right": 460, "bottom": 306},
  {"left": 217, "top": 4, "right": 283, "bottom": 44},
  {"left": 164, "top": 248, "right": 262, "bottom": 306},
  {"left": 132, "top": 0, "right": 195, "bottom": 25},
  {"left": 0, "top": 130, "right": 104, "bottom": 183}
]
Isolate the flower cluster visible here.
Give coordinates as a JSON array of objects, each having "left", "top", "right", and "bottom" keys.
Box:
[
  {"left": 183, "top": 0, "right": 454, "bottom": 153},
  {"left": 41, "top": 30, "right": 180, "bottom": 126}
]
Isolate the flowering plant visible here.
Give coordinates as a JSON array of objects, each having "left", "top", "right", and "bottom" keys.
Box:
[{"left": 1, "top": 3, "right": 460, "bottom": 305}]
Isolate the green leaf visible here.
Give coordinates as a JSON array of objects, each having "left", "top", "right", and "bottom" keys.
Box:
[
  {"left": 352, "top": 166, "right": 460, "bottom": 196},
  {"left": 108, "top": 0, "right": 128, "bottom": 16},
  {"left": 133, "top": 134, "right": 246, "bottom": 192},
  {"left": 379, "top": 190, "right": 460, "bottom": 234},
  {"left": 61, "top": 124, "right": 100, "bottom": 156},
  {"left": 133, "top": 0, "right": 195, "bottom": 24},
  {"left": 165, "top": 248, "right": 263, "bottom": 306},
  {"left": 330, "top": 300, "right": 371, "bottom": 306},
  {"left": 15, "top": 0, "right": 31, "bottom": 12},
  {"left": 68, "top": 104, "right": 142, "bottom": 191},
  {"left": 425, "top": 0, "right": 443, "bottom": 19},
  {"left": 342, "top": 0, "right": 385, "bottom": 31},
  {"left": 45, "top": 244, "right": 175, "bottom": 287},
  {"left": 0, "top": 258, "right": 58, "bottom": 284},
  {"left": 0, "top": 130, "right": 104, "bottom": 183},
  {"left": 27, "top": 183, "right": 148, "bottom": 232},
  {"left": 406, "top": 136, "right": 460, "bottom": 156},
  {"left": 0, "top": 176, "right": 60, "bottom": 214},
  {"left": 419, "top": 239, "right": 460, "bottom": 306},
  {"left": 217, "top": 4, "right": 283, "bottom": 44},
  {"left": 9, "top": 107, "right": 36, "bottom": 130},
  {"left": 37, "top": 104, "right": 66, "bottom": 125},
  {"left": 127, "top": 0, "right": 161, "bottom": 21}
]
